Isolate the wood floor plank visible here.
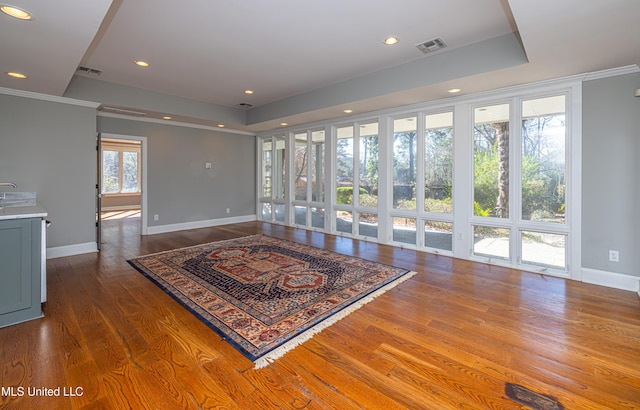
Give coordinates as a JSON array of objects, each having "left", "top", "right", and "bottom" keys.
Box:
[{"left": 1, "top": 218, "right": 639, "bottom": 409}]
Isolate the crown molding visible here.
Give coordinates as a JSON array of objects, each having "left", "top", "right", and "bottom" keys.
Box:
[
  {"left": 581, "top": 64, "right": 640, "bottom": 82},
  {"left": 0, "top": 87, "right": 100, "bottom": 108}
]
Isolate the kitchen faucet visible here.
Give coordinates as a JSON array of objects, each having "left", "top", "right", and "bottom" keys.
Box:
[{"left": 0, "top": 182, "right": 17, "bottom": 188}]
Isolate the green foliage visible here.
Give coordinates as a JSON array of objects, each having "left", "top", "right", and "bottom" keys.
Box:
[
  {"left": 424, "top": 197, "right": 452, "bottom": 213},
  {"left": 474, "top": 130, "right": 565, "bottom": 221},
  {"left": 396, "top": 198, "right": 417, "bottom": 210},
  {"left": 473, "top": 147, "right": 499, "bottom": 215},
  {"left": 358, "top": 193, "right": 378, "bottom": 207},
  {"left": 474, "top": 201, "right": 491, "bottom": 217},
  {"left": 336, "top": 187, "right": 368, "bottom": 205}
]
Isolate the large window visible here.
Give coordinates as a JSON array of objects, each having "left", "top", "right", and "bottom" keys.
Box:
[
  {"left": 393, "top": 117, "right": 417, "bottom": 210},
  {"left": 259, "top": 135, "right": 286, "bottom": 223},
  {"left": 256, "top": 83, "right": 578, "bottom": 279},
  {"left": 292, "top": 129, "right": 326, "bottom": 229},
  {"left": 335, "top": 122, "right": 379, "bottom": 238},
  {"left": 473, "top": 103, "right": 510, "bottom": 218},
  {"left": 101, "top": 139, "right": 141, "bottom": 194},
  {"left": 521, "top": 95, "right": 566, "bottom": 223},
  {"left": 470, "top": 95, "right": 568, "bottom": 271},
  {"left": 424, "top": 111, "right": 454, "bottom": 252}
]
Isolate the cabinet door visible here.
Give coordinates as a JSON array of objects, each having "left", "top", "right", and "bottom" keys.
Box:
[{"left": 0, "top": 219, "right": 32, "bottom": 314}]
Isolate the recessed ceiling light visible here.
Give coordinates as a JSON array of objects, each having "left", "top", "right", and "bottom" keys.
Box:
[
  {"left": 343, "top": 109, "right": 353, "bottom": 114},
  {"left": 280, "top": 122, "right": 288, "bottom": 126},
  {"left": 217, "top": 124, "right": 225, "bottom": 128},
  {"left": 7, "top": 72, "right": 27, "bottom": 79},
  {"left": 448, "top": 88, "right": 462, "bottom": 93},
  {"left": 383, "top": 36, "right": 399, "bottom": 46},
  {"left": 1, "top": 5, "right": 32, "bottom": 20},
  {"left": 244, "top": 90, "right": 254, "bottom": 95},
  {"left": 162, "top": 116, "right": 172, "bottom": 120},
  {"left": 134, "top": 60, "right": 150, "bottom": 67}
]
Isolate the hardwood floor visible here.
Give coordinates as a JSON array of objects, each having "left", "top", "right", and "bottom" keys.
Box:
[{"left": 2, "top": 217, "right": 640, "bottom": 409}]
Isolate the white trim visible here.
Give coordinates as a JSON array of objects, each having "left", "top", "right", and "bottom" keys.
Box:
[
  {"left": 581, "top": 65, "right": 640, "bottom": 82},
  {"left": 146, "top": 214, "right": 257, "bottom": 235},
  {"left": 568, "top": 83, "right": 582, "bottom": 280},
  {"left": 581, "top": 268, "right": 640, "bottom": 293},
  {"left": 47, "top": 242, "right": 98, "bottom": 259},
  {"left": 0, "top": 86, "right": 100, "bottom": 108},
  {"left": 97, "top": 111, "right": 255, "bottom": 136}
]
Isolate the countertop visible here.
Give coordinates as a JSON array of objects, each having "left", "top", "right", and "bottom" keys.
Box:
[{"left": 0, "top": 202, "right": 48, "bottom": 221}]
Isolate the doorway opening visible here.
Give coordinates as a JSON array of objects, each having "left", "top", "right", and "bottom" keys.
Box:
[{"left": 97, "top": 133, "right": 148, "bottom": 250}]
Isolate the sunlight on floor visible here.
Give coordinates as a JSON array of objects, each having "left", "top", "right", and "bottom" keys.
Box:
[{"left": 101, "top": 210, "right": 141, "bottom": 220}]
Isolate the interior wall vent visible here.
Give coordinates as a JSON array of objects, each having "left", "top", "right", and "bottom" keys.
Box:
[
  {"left": 76, "top": 65, "right": 103, "bottom": 76},
  {"left": 236, "top": 102, "right": 253, "bottom": 109},
  {"left": 415, "top": 38, "right": 447, "bottom": 54}
]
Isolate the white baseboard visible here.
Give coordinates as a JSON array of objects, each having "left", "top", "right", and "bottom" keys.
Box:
[
  {"left": 47, "top": 242, "right": 98, "bottom": 259},
  {"left": 581, "top": 268, "right": 640, "bottom": 293},
  {"left": 146, "top": 214, "right": 257, "bottom": 235}
]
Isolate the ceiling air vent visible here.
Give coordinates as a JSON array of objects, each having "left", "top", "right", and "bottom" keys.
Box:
[
  {"left": 415, "top": 38, "right": 447, "bottom": 54},
  {"left": 236, "top": 102, "right": 253, "bottom": 109},
  {"left": 76, "top": 65, "right": 103, "bottom": 76}
]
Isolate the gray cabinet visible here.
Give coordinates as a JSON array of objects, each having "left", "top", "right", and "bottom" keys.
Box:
[{"left": 0, "top": 217, "right": 42, "bottom": 327}]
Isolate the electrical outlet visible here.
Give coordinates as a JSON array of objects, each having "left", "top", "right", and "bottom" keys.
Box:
[
  {"left": 153, "top": 214, "right": 159, "bottom": 221},
  {"left": 609, "top": 250, "right": 619, "bottom": 262},
  {"left": 226, "top": 208, "right": 230, "bottom": 214},
  {"left": 205, "top": 162, "right": 212, "bottom": 169}
]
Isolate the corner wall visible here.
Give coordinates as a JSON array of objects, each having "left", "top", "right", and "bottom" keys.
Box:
[{"left": 582, "top": 72, "right": 640, "bottom": 278}]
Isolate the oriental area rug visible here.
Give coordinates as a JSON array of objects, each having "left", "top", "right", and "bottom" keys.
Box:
[{"left": 128, "top": 234, "right": 416, "bottom": 368}]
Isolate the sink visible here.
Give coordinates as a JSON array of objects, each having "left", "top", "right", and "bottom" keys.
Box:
[{"left": 0, "top": 192, "right": 36, "bottom": 207}]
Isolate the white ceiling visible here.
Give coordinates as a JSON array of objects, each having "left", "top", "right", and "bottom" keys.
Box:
[{"left": 1, "top": 0, "right": 639, "bottom": 132}]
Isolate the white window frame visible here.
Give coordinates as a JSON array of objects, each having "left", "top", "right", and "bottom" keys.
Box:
[
  {"left": 101, "top": 139, "right": 141, "bottom": 196},
  {"left": 256, "top": 78, "right": 582, "bottom": 281}
]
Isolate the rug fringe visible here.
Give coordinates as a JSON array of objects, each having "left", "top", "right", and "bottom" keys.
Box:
[{"left": 253, "top": 270, "right": 418, "bottom": 369}]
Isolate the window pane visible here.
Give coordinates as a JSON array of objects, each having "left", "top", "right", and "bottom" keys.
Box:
[
  {"left": 424, "top": 220, "right": 452, "bottom": 251},
  {"left": 473, "top": 226, "right": 510, "bottom": 260},
  {"left": 358, "top": 213, "right": 378, "bottom": 239},
  {"left": 521, "top": 231, "right": 566, "bottom": 270},
  {"left": 393, "top": 217, "right": 416, "bottom": 245},
  {"left": 359, "top": 122, "right": 379, "bottom": 207},
  {"left": 274, "top": 137, "right": 285, "bottom": 200},
  {"left": 311, "top": 207, "right": 324, "bottom": 229},
  {"left": 474, "top": 104, "right": 510, "bottom": 218},
  {"left": 294, "top": 205, "right": 306, "bottom": 225},
  {"left": 336, "top": 210, "right": 353, "bottom": 234},
  {"left": 311, "top": 130, "right": 325, "bottom": 202},
  {"left": 425, "top": 112, "right": 453, "bottom": 213},
  {"left": 336, "top": 126, "right": 354, "bottom": 205},
  {"left": 294, "top": 133, "right": 307, "bottom": 201},
  {"left": 393, "top": 117, "right": 417, "bottom": 210},
  {"left": 102, "top": 150, "right": 119, "bottom": 193},
  {"left": 261, "top": 203, "right": 272, "bottom": 220},
  {"left": 274, "top": 204, "right": 285, "bottom": 223},
  {"left": 122, "top": 151, "right": 139, "bottom": 192},
  {"left": 521, "top": 95, "right": 566, "bottom": 223},
  {"left": 261, "top": 140, "right": 272, "bottom": 197}
]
